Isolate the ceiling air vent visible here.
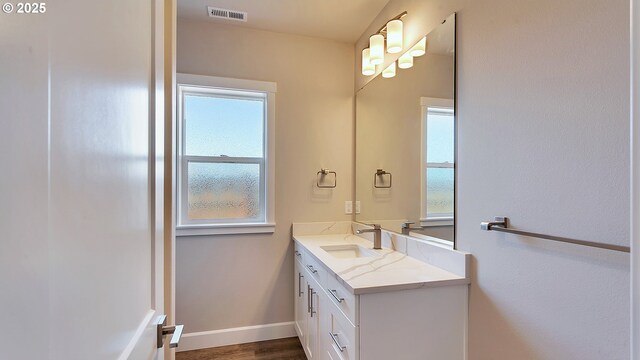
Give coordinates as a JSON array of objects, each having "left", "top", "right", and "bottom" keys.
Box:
[{"left": 207, "top": 6, "right": 247, "bottom": 22}]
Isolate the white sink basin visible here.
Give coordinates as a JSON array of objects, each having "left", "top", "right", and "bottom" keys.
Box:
[{"left": 320, "top": 244, "right": 379, "bottom": 259}]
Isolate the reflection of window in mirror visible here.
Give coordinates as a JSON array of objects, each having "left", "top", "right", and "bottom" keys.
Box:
[{"left": 420, "top": 97, "right": 454, "bottom": 227}]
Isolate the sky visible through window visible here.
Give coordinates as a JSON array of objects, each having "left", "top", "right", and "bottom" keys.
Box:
[
  {"left": 426, "top": 109, "right": 454, "bottom": 215},
  {"left": 426, "top": 111, "right": 454, "bottom": 164},
  {"left": 185, "top": 94, "right": 264, "bottom": 157}
]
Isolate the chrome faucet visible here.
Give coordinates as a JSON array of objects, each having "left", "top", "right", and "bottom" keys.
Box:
[
  {"left": 401, "top": 222, "right": 422, "bottom": 235},
  {"left": 356, "top": 224, "right": 382, "bottom": 250}
]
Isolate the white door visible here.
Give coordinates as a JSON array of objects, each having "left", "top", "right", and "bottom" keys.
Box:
[{"left": 0, "top": 1, "right": 171, "bottom": 359}]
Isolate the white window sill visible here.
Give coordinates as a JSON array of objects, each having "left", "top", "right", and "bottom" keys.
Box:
[
  {"left": 420, "top": 217, "right": 454, "bottom": 227},
  {"left": 176, "top": 223, "right": 276, "bottom": 237}
]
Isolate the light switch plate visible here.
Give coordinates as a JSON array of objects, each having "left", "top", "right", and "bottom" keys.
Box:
[
  {"left": 344, "top": 201, "right": 353, "bottom": 214},
  {"left": 355, "top": 201, "right": 361, "bottom": 214}
]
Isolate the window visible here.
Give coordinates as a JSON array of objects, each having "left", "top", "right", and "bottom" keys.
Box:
[
  {"left": 176, "top": 74, "right": 276, "bottom": 236},
  {"left": 421, "top": 97, "right": 454, "bottom": 226}
]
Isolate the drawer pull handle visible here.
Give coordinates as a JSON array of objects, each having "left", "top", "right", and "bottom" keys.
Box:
[
  {"left": 298, "top": 273, "right": 304, "bottom": 297},
  {"left": 328, "top": 289, "right": 344, "bottom": 303},
  {"left": 329, "top": 332, "right": 346, "bottom": 352},
  {"left": 310, "top": 289, "right": 317, "bottom": 317},
  {"left": 307, "top": 265, "right": 318, "bottom": 274},
  {"left": 295, "top": 250, "right": 302, "bottom": 257}
]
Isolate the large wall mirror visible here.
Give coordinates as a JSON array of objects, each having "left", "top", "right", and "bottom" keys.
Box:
[{"left": 355, "top": 13, "right": 456, "bottom": 245}]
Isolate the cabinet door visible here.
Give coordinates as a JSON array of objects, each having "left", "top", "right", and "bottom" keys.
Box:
[
  {"left": 318, "top": 286, "right": 330, "bottom": 360},
  {"left": 306, "top": 278, "right": 322, "bottom": 360},
  {"left": 294, "top": 260, "right": 307, "bottom": 343}
]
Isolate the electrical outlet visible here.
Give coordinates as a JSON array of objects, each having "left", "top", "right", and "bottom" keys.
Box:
[
  {"left": 344, "top": 201, "right": 353, "bottom": 214},
  {"left": 355, "top": 201, "right": 361, "bottom": 214}
]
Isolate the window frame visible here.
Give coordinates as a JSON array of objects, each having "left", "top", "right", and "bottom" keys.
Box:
[
  {"left": 420, "top": 97, "right": 455, "bottom": 227},
  {"left": 176, "top": 74, "right": 276, "bottom": 236}
]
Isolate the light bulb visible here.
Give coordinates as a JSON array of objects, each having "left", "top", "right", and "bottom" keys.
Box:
[
  {"left": 398, "top": 52, "right": 413, "bottom": 69},
  {"left": 369, "top": 34, "right": 384, "bottom": 65},
  {"left": 410, "top": 36, "right": 426, "bottom": 57},
  {"left": 382, "top": 61, "right": 396, "bottom": 78},
  {"left": 386, "top": 19, "right": 403, "bottom": 54},
  {"left": 362, "top": 48, "right": 375, "bottom": 76}
]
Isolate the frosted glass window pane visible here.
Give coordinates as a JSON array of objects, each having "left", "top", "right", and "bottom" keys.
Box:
[
  {"left": 187, "top": 162, "right": 261, "bottom": 220},
  {"left": 184, "top": 94, "right": 264, "bottom": 157},
  {"left": 426, "top": 111, "right": 454, "bottom": 163},
  {"left": 426, "top": 168, "right": 454, "bottom": 215}
]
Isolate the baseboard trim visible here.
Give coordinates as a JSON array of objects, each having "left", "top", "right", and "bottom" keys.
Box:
[{"left": 176, "top": 321, "right": 297, "bottom": 352}]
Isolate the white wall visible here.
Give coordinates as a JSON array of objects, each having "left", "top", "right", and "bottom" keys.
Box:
[
  {"left": 175, "top": 19, "right": 354, "bottom": 333},
  {"left": 357, "top": 0, "right": 630, "bottom": 359}
]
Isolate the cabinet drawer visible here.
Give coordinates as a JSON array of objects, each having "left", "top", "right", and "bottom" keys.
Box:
[
  {"left": 304, "top": 253, "right": 327, "bottom": 288},
  {"left": 327, "top": 274, "right": 358, "bottom": 326},
  {"left": 326, "top": 299, "right": 358, "bottom": 360},
  {"left": 326, "top": 344, "right": 341, "bottom": 360},
  {"left": 294, "top": 242, "right": 305, "bottom": 264}
]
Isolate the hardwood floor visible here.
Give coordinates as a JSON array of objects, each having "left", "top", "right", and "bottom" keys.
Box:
[{"left": 176, "top": 337, "right": 307, "bottom": 360}]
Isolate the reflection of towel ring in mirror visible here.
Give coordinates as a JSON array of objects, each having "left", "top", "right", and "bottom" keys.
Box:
[
  {"left": 317, "top": 169, "right": 337, "bottom": 188},
  {"left": 374, "top": 169, "right": 392, "bottom": 188}
]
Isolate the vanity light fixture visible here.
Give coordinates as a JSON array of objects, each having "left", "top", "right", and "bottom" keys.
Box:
[
  {"left": 410, "top": 36, "right": 427, "bottom": 57},
  {"left": 363, "top": 11, "right": 408, "bottom": 72},
  {"left": 361, "top": 48, "right": 376, "bottom": 76},
  {"left": 398, "top": 51, "right": 414, "bottom": 69},
  {"left": 382, "top": 61, "right": 396, "bottom": 78}
]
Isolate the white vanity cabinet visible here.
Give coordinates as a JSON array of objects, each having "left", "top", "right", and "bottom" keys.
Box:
[
  {"left": 294, "top": 239, "right": 468, "bottom": 360},
  {"left": 295, "top": 245, "right": 327, "bottom": 360},
  {"left": 296, "top": 247, "right": 360, "bottom": 360}
]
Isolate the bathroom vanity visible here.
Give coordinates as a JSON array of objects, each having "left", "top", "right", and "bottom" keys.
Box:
[{"left": 293, "top": 222, "right": 469, "bottom": 360}]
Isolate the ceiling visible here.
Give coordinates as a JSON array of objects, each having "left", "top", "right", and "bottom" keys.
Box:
[{"left": 177, "top": 0, "right": 391, "bottom": 43}]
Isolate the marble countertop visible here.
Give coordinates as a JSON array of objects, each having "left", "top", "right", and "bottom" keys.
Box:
[{"left": 293, "top": 233, "right": 470, "bottom": 295}]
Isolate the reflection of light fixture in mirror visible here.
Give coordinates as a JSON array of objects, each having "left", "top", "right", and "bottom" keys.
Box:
[
  {"left": 382, "top": 61, "right": 396, "bottom": 78},
  {"left": 369, "top": 34, "right": 385, "bottom": 65},
  {"left": 398, "top": 52, "right": 413, "bottom": 69},
  {"left": 410, "top": 36, "right": 426, "bottom": 57},
  {"left": 362, "top": 48, "right": 375, "bottom": 76},
  {"left": 386, "top": 19, "right": 403, "bottom": 53}
]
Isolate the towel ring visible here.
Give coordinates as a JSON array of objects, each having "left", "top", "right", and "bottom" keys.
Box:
[
  {"left": 373, "top": 169, "right": 392, "bottom": 188},
  {"left": 317, "top": 169, "right": 337, "bottom": 188}
]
